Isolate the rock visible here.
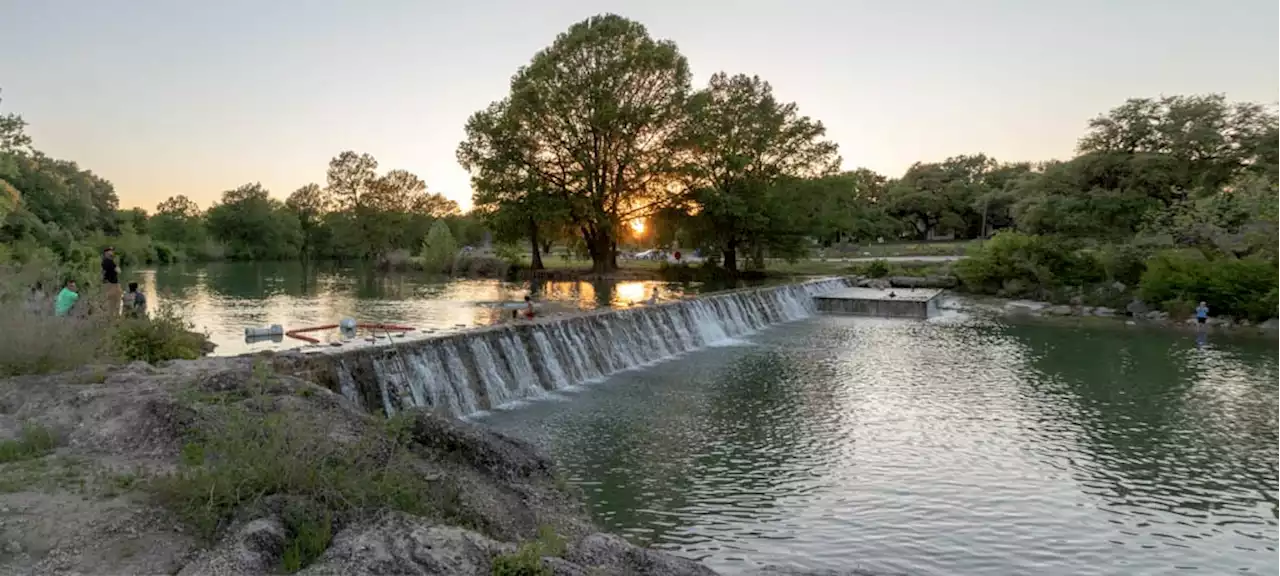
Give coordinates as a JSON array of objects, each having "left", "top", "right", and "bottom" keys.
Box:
[
  {"left": 178, "top": 517, "right": 286, "bottom": 576},
  {"left": 1259, "top": 318, "right": 1279, "bottom": 331},
  {"left": 867, "top": 278, "right": 891, "bottom": 290},
  {"left": 5, "top": 540, "right": 21, "bottom": 554},
  {"left": 1093, "top": 307, "right": 1116, "bottom": 317},
  {"left": 854, "top": 278, "right": 872, "bottom": 288},
  {"left": 1111, "top": 281, "right": 1127, "bottom": 293},
  {"left": 565, "top": 533, "right": 718, "bottom": 576},
  {"left": 1004, "top": 300, "right": 1047, "bottom": 315},
  {"left": 1077, "top": 307, "right": 1094, "bottom": 316},
  {"left": 1068, "top": 295, "right": 1084, "bottom": 306},
  {"left": 299, "top": 513, "right": 514, "bottom": 576},
  {"left": 1125, "top": 299, "right": 1148, "bottom": 316},
  {"left": 1044, "top": 305, "right": 1073, "bottom": 316},
  {"left": 1145, "top": 310, "right": 1169, "bottom": 321}
]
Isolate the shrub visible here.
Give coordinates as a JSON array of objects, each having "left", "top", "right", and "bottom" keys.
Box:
[
  {"left": 490, "top": 525, "right": 564, "bottom": 576},
  {"left": 864, "top": 259, "right": 890, "bottom": 278},
  {"left": 150, "top": 405, "right": 466, "bottom": 563},
  {"left": 111, "top": 303, "right": 207, "bottom": 364},
  {"left": 955, "top": 231, "right": 1102, "bottom": 297},
  {"left": 420, "top": 220, "right": 458, "bottom": 274},
  {"left": 0, "top": 424, "right": 59, "bottom": 463},
  {"left": 1139, "top": 251, "right": 1278, "bottom": 321},
  {"left": 0, "top": 309, "right": 112, "bottom": 376}
]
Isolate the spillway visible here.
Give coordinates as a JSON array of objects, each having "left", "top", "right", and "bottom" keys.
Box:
[{"left": 281, "top": 278, "right": 850, "bottom": 418}]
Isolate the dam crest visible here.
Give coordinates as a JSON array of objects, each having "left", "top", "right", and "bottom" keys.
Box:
[{"left": 283, "top": 277, "right": 851, "bottom": 418}]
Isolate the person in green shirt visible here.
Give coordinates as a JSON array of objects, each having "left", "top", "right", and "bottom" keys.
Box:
[{"left": 54, "top": 279, "right": 80, "bottom": 317}]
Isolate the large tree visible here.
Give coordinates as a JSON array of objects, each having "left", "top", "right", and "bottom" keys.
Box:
[
  {"left": 458, "top": 14, "right": 691, "bottom": 273},
  {"left": 205, "top": 183, "right": 302, "bottom": 260},
  {"left": 674, "top": 73, "right": 839, "bottom": 271},
  {"left": 459, "top": 101, "right": 571, "bottom": 270}
]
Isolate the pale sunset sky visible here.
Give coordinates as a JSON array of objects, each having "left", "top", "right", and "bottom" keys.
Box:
[{"left": 1, "top": 0, "right": 1276, "bottom": 212}]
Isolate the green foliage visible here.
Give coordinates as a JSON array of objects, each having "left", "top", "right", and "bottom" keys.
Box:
[
  {"left": 864, "top": 259, "right": 890, "bottom": 278},
  {"left": 149, "top": 402, "right": 461, "bottom": 544},
  {"left": 955, "top": 232, "right": 1103, "bottom": 298},
  {"left": 110, "top": 303, "right": 207, "bottom": 364},
  {"left": 0, "top": 424, "right": 58, "bottom": 464},
  {"left": 1139, "top": 251, "right": 1278, "bottom": 321},
  {"left": 673, "top": 72, "right": 840, "bottom": 272},
  {"left": 459, "top": 14, "right": 692, "bottom": 273},
  {"left": 420, "top": 219, "right": 458, "bottom": 274},
  {"left": 490, "top": 525, "right": 565, "bottom": 576}
]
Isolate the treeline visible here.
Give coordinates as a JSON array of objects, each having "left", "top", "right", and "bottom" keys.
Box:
[{"left": 0, "top": 100, "right": 483, "bottom": 270}]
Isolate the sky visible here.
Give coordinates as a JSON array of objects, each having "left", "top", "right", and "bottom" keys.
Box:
[{"left": 1, "top": 0, "right": 1276, "bottom": 212}]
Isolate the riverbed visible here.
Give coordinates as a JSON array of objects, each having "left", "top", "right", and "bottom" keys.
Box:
[{"left": 482, "top": 314, "right": 1278, "bottom": 575}]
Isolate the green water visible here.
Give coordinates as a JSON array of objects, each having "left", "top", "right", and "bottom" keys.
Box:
[
  {"left": 135, "top": 261, "right": 746, "bottom": 355},
  {"left": 483, "top": 316, "right": 1278, "bottom": 575}
]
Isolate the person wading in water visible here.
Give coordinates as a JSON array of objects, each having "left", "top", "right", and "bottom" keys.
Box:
[{"left": 101, "top": 247, "right": 121, "bottom": 316}]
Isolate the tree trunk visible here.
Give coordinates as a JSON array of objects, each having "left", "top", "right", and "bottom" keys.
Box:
[
  {"left": 528, "top": 218, "right": 544, "bottom": 271},
  {"left": 540, "top": 239, "right": 554, "bottom": 257},
  {"left": 722, "top": 240, "right": 738, "bottom": 274},
  {"left": 585, "top": 230, "right": 616, "bottom": 274}
]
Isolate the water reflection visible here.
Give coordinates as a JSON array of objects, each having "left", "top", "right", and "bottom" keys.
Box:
[
  {"left": 484, "top": 317, "right": 1278, "bottom": 575},
  {"left": 137, "top": 261, "right": 739, "bottom": 356}
]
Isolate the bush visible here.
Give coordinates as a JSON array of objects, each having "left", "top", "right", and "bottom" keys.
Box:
[
  {"left": 0, "top": 309, "right": 112, "bottom": 376},
  {"left": 864, "top": 259, "right": 890, "bottom": 278},
  {"left": 490, "top": 526, "right": 565, "bottom": 576},
  {"left": 0, "top": 424, "right": 59, "bottom": 463},
  {"left": 420, "top": 220, "right": 458, "bottom": 274},
  {"left": 1139, "top": 251, "right": 1278, "bottom": 321},
  {"left": 955, "top": 232, "right": 1103, "bottom": 297},
  {"left": 111, "top": 303, "right": 208, "bottom": 364}
]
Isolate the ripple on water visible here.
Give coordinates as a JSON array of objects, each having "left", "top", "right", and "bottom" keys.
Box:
[{"left": 485, "top": 316, "right": 1278, "bottom": 576}]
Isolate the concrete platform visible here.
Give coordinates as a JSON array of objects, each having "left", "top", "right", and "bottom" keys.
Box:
[{"left": 813, "top": 287, "right": 943, "bottom": 319}]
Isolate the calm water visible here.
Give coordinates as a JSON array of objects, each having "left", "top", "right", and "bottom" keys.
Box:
[
  {"left": 483, "top": 316, "right": 1279, "bottom": 575},
  {"left": 135, "top": 261, "right": 745, "bottom": 355}
]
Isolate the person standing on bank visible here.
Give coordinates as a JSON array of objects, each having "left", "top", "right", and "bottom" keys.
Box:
[
  {"left": 1195, "top": 301, "right": 1210, "bottom": 330},
  {"left": 101, "top": 247, "right": 121, "bottom": 316}
]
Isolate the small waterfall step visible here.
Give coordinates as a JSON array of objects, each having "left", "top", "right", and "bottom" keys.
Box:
[{"left": 287, "top": 278, "right": 851, "bottom": 419}]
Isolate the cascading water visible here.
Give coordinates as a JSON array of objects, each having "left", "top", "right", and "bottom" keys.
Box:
[{"left": 315, "top": 278, "right": 849, "bottom": 418}]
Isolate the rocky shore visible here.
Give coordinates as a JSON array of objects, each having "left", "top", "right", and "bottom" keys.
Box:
[
  {"left": 937, "top": 293, "right": 1279, "bottom": 336},
  {"left": 0, "top": 357, "right": 870, "bottom": 576}
]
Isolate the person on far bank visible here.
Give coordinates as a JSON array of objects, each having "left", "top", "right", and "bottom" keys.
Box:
[
  {"left": 54, "top": 279, "right": 79, "bottom": 317},
  {"left": 1195, "top": 301, "right": 1209, "bottom": 329},
  {"left": 101, "top": 247, "right": 121, "bottom": 316},
  {"left": 122, "top": 282, "right": 147, "bottom": 318}
]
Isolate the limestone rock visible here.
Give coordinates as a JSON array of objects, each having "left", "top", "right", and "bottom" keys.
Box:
[
  {"left": 1004, "top": 300, "right": 1046, "bottom": 315},
  {"left": 299, "top": 513, "right": 514, "bottom": 576},
  {"left": 1044, "top": 305, "right": 1073, "bottom": 316},
  {"left": 178, "top": 517, "right": 286, "bottom": 576},
  {"left": 564, "top": 533, "right": 718, "bottom": 576}
]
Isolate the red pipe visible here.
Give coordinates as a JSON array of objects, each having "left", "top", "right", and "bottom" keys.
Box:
[{"left": 285, "top": 323, "right": 416, "bottom": 343}]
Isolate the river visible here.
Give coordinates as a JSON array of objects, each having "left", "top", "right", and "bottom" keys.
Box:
[
  {"left": 135, "top": 261, "right": 749, "bottom": 355},
  {"left": 482, "top": 315, "right": 1278, "bottom": 575}
]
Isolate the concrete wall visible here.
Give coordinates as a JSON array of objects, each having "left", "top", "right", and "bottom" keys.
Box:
[{"left": 813, "top": 296, "right": 932, "bottom": 319}]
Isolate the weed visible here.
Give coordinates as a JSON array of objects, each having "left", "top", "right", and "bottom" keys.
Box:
[
  {"left": 280, "top": 499, "right": 333, "bottom": 573},
  {"left": 149, "top": 401, "right": 470, "bottom": 570},
  {"left": 489, "top": 525, "right": 566, "bottom": 576},
  {"left": 0, "top": 424, "right": 58, "bottom": 464}
]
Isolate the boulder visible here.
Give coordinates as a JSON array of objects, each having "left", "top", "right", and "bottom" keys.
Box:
[
  {"left": 1044, "top": 305, "right": 1073, "bottom": 316},
  {"left": 1092, "top": 307, "right": 1116, "bottom": 317},
  {"left": 178, "top": 517, "right": 287, "bottom": 576},
  {"left": 1004, "top": 300, "right": 1046, "bottom": 316},
  {"left": 564, "top": 533, "right": 718, "bottom": 576},
  {"left": 1145, "top": 310, "right": 1169, "bottom": 321},
  {"left": 1259, "top": 318, "right": 1279, "bottom": 332},
  {"left": 1125, "top": 299, "right": 1148, "bottom": 316},
  {"left": 866, "top": 278, "right": 891, "bottom": 290},
  {"left": 299, "top": 513, "right": 514, "bottom": 576}
]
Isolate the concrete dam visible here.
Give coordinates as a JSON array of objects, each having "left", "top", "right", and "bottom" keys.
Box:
[{"left": 282, "top": 278, "right": 852, "bottom": 419}]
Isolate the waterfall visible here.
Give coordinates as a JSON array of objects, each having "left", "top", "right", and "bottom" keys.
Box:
[{"left": 315, "top": 278, "right": 849, "bottom": 418}]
